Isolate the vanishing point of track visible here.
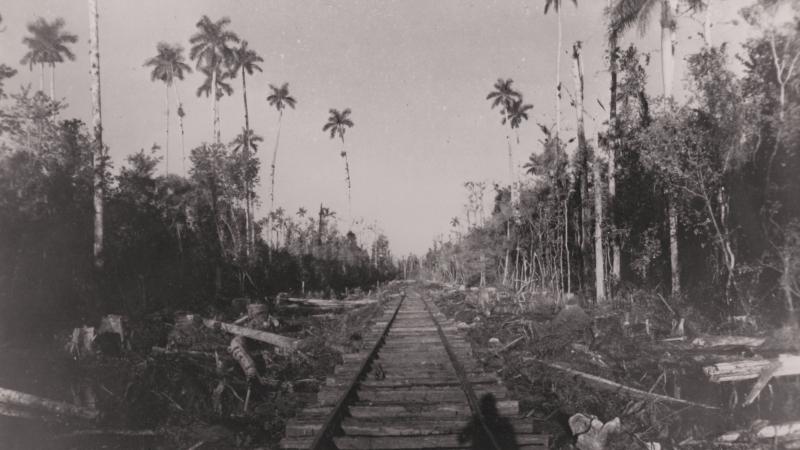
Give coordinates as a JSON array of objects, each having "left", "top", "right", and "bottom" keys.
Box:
[{"left": 280, "top": 285, "right": 551, "bottom": 449}]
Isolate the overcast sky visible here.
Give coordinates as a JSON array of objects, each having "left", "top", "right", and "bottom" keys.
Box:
[{"left": 0, "top": 0, "right": 757, "bottom": 255}]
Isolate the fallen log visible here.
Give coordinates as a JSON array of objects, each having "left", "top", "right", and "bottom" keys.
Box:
[
  {"left": 202, "top": 319, "right": 299, "bottom": 350},
  {"left": 0, "top": 387, "right": 99, "bottom": 420},
  {"left": 55, "top": 429, "right": 159, "bottom": 439},
  {"left": 756, "top": 421, "right": 800, "bottom": 439},
  {"left": 524, "top": 358, "right": 719, "bottom": 410},
  {"left": 703, "top": 354, "right": 800, "bottom": 383},
  {"left": 285, "top": 298, "right": 378, "bottom": 308},
  {"left": 229, "top": 336, "right": 258, "bottom": 381},
  {"left": 691, "top": 335, "right": 766, "bottom": 348}
]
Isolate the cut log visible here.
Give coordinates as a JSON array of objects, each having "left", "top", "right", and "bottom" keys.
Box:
[
  {"left": 202, "top": 319, "right": 299, "bottom": 349},
  {"left": 0, "top": 387, "right": 99, "bottom": 420},
  {"left": 691, "top": 335, "right": 766, "bottom": 348},
  {"left": 285, "top": 298, "right": 378, "bottom": 308},
  {"left": 525, "top": 358, "right": 719, "bottom": 410},
  {"left": 756, "top": 421, "right": 800, "bottom": 439},
  {"left": 703, "top": 354, "right": 800, "bottom": 383},
  {"left": 229, "top": 336, "right": 258, "bottom": 380},
  {"left": 569, "top": 414, "right": 620, "bottom": 450}
]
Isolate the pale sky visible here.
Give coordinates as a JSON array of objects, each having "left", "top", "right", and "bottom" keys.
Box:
[{"left": 0, "top": 0, "right": 757, "bottom": 255}]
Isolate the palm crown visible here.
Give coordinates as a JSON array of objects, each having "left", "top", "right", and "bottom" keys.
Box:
[
  {"left": 544, "top": 0, "right": 578, "bottom": 14},
  {"left": 486, "top": 78, "right": 521, "bottom": 113},
  {"left": 322, "top": 108, "right": 354, "bottom": 141},
  {"left": 608, "top": 0, "right": 676, "bottom": 36},
  {"left": 230, "top": 40, "right": 263, "bottom": 77},
  {"left": 506, "top": 98, "right": 534, "bottom": 129},
  {"left": 232, "top": 127, "right": 263, "bottom": 153},
  {"left": 267, "top": 83, "right": 297, "bottom": 112},
  {"left": 144, "top": 42, "right": 192, "bottom": 85},
  {"left": 189, "top": 15, "right": 240, "bottom": 71},
  {"left": 20, "top": 17, "right": 77, "bottom": 69}
]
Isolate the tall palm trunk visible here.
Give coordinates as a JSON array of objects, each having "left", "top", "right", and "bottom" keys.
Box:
[
  {"left": 89, "top": 0, "right": 103, "bottom": 269},
  {"left": 173, "top": 82, "right": 186, "bottom": 176},
  {"left": 50, "top": 63, "right": 55, "bottom": 99},
  {"left": 240, "top": 69, "right": 253, "bottom": 258},
  {"left": 165, "top": 83, "right": 170, "bottom": 175},
  {"left": 341, "top": 137, "right": 352, "bottom": 222},
  {"left": 269, "top": 111, "right": 283, "bottom": 237},
  {"left": 211, "top": 66, "right": 219, "bottom": 143},
  {"left": 572, "top": 41, "right": 590, "bottom": 289},
  {"left": 661, "top": 0, "right": 680, "bottom": 296},
  {"left": 555, "top": 8, "right": 562, "bottom": 142},
  {"left": 40, "top": 63, "right": 45, "bottom": 93}
]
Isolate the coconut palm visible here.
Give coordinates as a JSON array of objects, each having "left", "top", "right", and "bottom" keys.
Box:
[
  {"left": 189, "top": 15, "right": 239, "bottom": 143},
  {"left": 88, "top": 0, "right": 103, "bottom": 268},
  {"left": 266, "top": 82, "right": 297, "bottom": 225},
  {"left": 322, "top": 108, "right": 355, "bottom": 219},
  {"left": 544, "top": 0, "right": 578, "bottom": 142},
  {"left": 20, "top": 17, "right": 77, "bottom": 98},
  {"left": 486, "top": 78, "right": 521, "bottom": 113},
  {"left": 144, "top": 42, "right": 192, "bottom": 175},
  {"left": 608, "top": 0, "right": 682, "bottom": 295},
  {"left": 230, "top": 40, "right": 263, "bottom": 257}
]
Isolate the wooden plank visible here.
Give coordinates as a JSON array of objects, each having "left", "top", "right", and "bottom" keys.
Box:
[
  {"left": 704, "top": 354, "right": 800, "bottom": 383},
  {"left": 348, "top": 400, "right": 518, "bottom": 418},
  {"left": 0, "top": 387, "right": 99, "bottom": 421}
]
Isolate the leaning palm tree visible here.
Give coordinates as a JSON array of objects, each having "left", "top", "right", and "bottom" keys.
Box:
[
  {"left": 608, "top": 0, "right": 681, "bottom": 296},
  {"left": 230, "top": 40, "right": 263, "bottom": 257},
  {"left": 544, "top": 0, "right": 578, "bottom": 143},
  {"left": 88, "top": 0, "right": 103, "bottom": 268},
  {"left": 189, "top": 15, "right": 239, "bottom": 143},
  {"left": 266, "top": 82, "right": 297, "bottom": 225},
  {"left": 144, "top": 42, "right": 192, "bottom": 175},
  {"left": 322, "top": 108, "right": 355, "bottom": 220},
  {"left": 21, "top": 17, "right": 77, "bottom": 98}
]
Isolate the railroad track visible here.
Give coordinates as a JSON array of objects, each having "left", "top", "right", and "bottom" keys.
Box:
[{"left": 280, "top": 286, "right": 551, "bottom": 449}]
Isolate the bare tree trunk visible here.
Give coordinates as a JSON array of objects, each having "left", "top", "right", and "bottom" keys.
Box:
[
  {"left": 241, "top": 69, "right": 252, "bottom": 259},
  {"left": 668, "top": 198, "right": 680, "bottom": 297},
  {"left": 594, "top": 158, "right": 606, "bottom": 302},
  {"left": 269, "top": 111, "right": 283, "bottom": 244},
  {"left": 703, "top": 0, "right": 713, "bottom": 47},
  {"left": 564, "top": 198, "right": 571, "bottom": 294},
  {"left": 89, "top": 0, "right": 104, "bottom": 269},
  {"left": 660, "top": 0, "right": 677, "bottom": 99},
  {"left": 572, "top": 41, "right": 590, "bottom": 291},
  {"left": 608, "top": 17, "right": 621, "bottom": 283},
  {"left": 40, "top": 63, "right": 45, "bottom": 93}
]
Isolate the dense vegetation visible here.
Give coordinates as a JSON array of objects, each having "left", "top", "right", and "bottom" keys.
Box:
[
  {"left": 423, "top": 0, "right": 800, "bottom": 327},
  {"left": 0, "top": 14, "right": 396, "bottom": 340}
]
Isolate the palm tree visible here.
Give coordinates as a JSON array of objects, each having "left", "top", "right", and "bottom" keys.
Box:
[
  {"left": 544, "top": 0, "right": 578, "bottom": 143},
  {"left": 266, "top": 82, "right": 297, "bottom": 226},
  {"left": 608, "top": 0, "right": 681, "bottom": 296},
  {"left": 195, "top": 66, "right": 234, "bottom": 140},
  {"left": 230, "top": 40, "right": 263, "bottom": 257},
  {"left": 189, "top": 15, "right": 239, "bottom": 143},
  {"left": 486, "top": 78, "right": 521, "bottom": 113},
  {"left": 486, "top": 79, "right": 525, "bottom": 214},
  {"left": 21, "top": 17, "right": 77, "bottom": 98},
  {"left": 88, "top": 0, "right": 103, "bottom": 268},
  {"left": 322, "top": 108, "right": 355, "bottom": 221},
  {"left": 144, "top": 42, "right": 192, "bottom": 175},
  {"left": 506, "top": 97, "right": 532, "bottom": 207}
]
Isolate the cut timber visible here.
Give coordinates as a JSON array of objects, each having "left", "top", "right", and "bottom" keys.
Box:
[
  {"left": 285, "top": 298, "right": 377, "bottom": 308},
  {"left": 756, "top": 421, "right": 800, "bottom": 439},
  {"left": 333, "top": 433, "right": 549, "bottom": 449},
  {"left": 526, "top": 358, "right": 719, "bottom": 410},
  {"left": 704, "top": 354, "right": 800, "bottom": 383},
  {"left": 691, "top": 335, "right": 766, "bottom": 348},
  {"left": 229, "top": 336, "right": 258, "bottom": 380},
  {"left": 202, "top": 319, "right": 299, "bottom": 349},
  {"left": 0, "top": 387, "right": 99, "bottom": 420}
]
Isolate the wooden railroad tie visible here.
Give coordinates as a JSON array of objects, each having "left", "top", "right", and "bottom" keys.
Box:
[{"left": 280, "top": 289, "right": 551, "bottom": 449}]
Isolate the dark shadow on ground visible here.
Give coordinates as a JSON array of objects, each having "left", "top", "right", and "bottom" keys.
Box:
[{"left": 458, "top": 393, "right": 519, "bottom": 450}]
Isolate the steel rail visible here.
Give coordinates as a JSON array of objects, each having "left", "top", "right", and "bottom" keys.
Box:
[
  {"left": 420, "top": 294, "right": 503, "bottom": 450},
  {"left": 308, "top": 293, "right": 406, "bottom": 450}
]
